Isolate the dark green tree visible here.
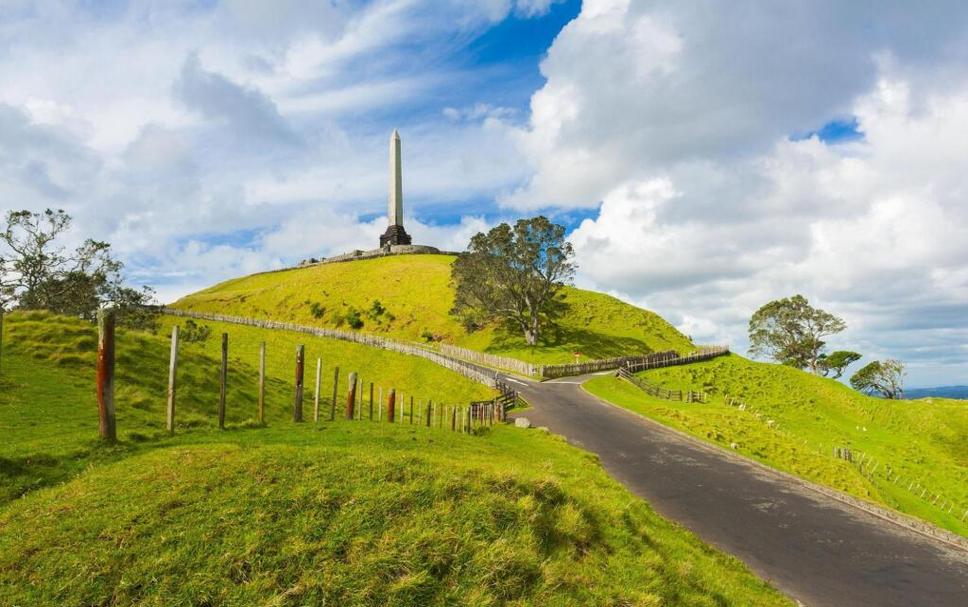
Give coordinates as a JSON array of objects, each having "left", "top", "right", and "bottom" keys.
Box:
[
  {"left": 748, "top": 294, "right": 846, "bottom": 373},
  {"left": 850, "top": 359, "right": 905, "bottom": 399},
  {"left": 817, "top": 350, "right": 862, "bottom": 378},
  {"left": 451, "top": 216, "right": 575, "bottom": 346}
]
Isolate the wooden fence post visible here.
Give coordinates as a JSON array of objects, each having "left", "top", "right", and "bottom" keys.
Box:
[
  {"left": 387, "top": 388, "right": 396, "bottom": 423},
  {"left": 379, "top": 387, "right": 384, "bottom": 421},
  {"left": 96, "top": 309, "right": 117, "bottom": 441},
  {"left": 409, "top": 396, "right": 414, "bottom": 425},
  {"left": 258, "top": 342, "right": 266, "bottom": 424},
  {"left": 293, "top": 345, "right": 305, "bottom": 422},
  {"left": 314, "top": 358, "right": 322, "bottom": 422},
  {"left": 426, "top": 400, "right": 432, "bottom": 427},
  {"left": 218, "top": 333, "right": 227, "bottom": 429},
  {"left": 167, "top": 325, "right": 179, "bottom": 434},
  {"left": 346, "top": 372, "right": 358, "bottom": 420},
  {"left": 330, "top": 367, "right": 339, "bottom": 421},
  {"left": 369, "top": 383, "right": 374, "bottom": 420}
]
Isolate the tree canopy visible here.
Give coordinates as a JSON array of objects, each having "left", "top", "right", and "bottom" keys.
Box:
[
  {"left": 817, "top": 350, "right": 862, "bottom": 378},
  {"left": 451, "top": 216, "right": 575, "bottom": 346},
  {"left": 1, "top": 209, "right": 157, "bottom": 329},
  {"left": 850, "top": 359, "right": 905, "bottom": 399},
  {"left": 748, "top": 294, "right": 846, "bottom": 373}
]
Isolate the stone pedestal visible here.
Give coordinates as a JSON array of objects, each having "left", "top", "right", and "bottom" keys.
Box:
[{"left": 379, "top": 224, "right": 412, "bottom": 247}]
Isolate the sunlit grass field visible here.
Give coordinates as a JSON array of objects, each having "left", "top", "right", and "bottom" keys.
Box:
[
  {"left": 0, "top": 312, "right": 789, "bottom": 606},
  {"left": 584, "top": 354, "right": 968, "bottom": 536},
  {"left": 172, "top": 254, "right": 694, "bottom": 364}
]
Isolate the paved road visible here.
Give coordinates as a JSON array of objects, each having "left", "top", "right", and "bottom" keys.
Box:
[{"left": 505, "top": 375, "right": 968, "bottom": 607}]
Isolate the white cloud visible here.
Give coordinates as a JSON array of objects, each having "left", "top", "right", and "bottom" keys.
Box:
[{"left": 517, "top": 0, "right": 968, "bottom": 384}]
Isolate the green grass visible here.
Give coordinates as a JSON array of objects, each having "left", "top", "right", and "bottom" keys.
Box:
[
  {"left": 155, "top": 314, "right": 494, "bottom": 405},
  {"left": 0, "top": 311, "right": 490, "bottom": 503},
  {"left": 173, "top": 254, "right": 694, "bottom": 364},
  {"left": 584, "top": 354, "right": 968, "bottom": 536},
  {"left": 0, "top": 312, "right": 790, "bottom": 605}
]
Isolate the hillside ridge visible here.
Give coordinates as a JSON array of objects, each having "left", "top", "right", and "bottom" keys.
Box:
[{"left": 173, "top": 253, "right": 694, "bottom": 365}]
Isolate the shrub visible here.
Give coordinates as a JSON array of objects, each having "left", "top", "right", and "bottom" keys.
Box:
[{"left": 180, "top": 319, "right": 212, "bottom": 343}]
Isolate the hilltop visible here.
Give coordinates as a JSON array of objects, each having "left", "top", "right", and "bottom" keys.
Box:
[
  {"left": 0, "top": 312, "right": 789, "bottom": 605},
  {"left": 172, "top": 254, "right": 694, "bottom": 365}
]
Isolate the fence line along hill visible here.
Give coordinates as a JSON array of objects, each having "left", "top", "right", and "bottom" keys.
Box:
[{"left": 171, "top": 253, "right": 694, "bottom": 367}]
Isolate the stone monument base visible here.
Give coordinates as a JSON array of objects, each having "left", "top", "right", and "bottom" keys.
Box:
[{"left": 380, "top": 224, "right": 412, "bottom": 247}]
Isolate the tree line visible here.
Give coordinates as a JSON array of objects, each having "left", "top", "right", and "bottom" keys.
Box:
[
  {"left": 748, "top": 294, "right": 906, "bottom": 399},
  {"left": 447, "top": 217, "right": 908, "bottom": 400}
]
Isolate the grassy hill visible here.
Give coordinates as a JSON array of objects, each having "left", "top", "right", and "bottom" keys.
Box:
[
  {"left": 172, "top": 254, "right": 693, "bottom": 365},
  {"left": 0, "top": 311, "right": 491, "bottom": 502},
  {"left": 585, "top": 354, "right": 968, "bottom": 536},
  {"left": 0, "top": 312, "right": 790, "bottom": 605}
]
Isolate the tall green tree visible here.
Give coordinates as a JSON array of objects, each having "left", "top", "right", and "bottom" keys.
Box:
[
  {"left": 451, "top": 216, "right": 575, "bottom": 346},
  {"left": 817, "top": 350, "right": 862, "bottom": 378},
  {"left": 0, "top": 209, "right": 157, "bottom": 329},
  {"left": 748, "top": 294, "right": 846, "bottom": 373},
  {"left": 850, "top": 359, "right": 905, "bottom": 399}
]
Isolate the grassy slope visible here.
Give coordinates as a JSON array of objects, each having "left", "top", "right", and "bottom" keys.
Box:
[
  {"left": 0, "top": 314, "right": 789, "bottom": 606},
  {"left": 155, "top": 315, "right": 494, "bottom": 405},
  {"left": 172, "top": 254, "right": 693, "bottom": 364},
  {"left": 0, "top": 311, "right": 489, "bottom": 502},
  {"left": 584, "top": 354, "right": 968, "bottom": 536}
]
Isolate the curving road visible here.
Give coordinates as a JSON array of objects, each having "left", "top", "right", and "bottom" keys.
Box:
[{"left": 504, "top": 374, "right": 968, "bottom": 607}]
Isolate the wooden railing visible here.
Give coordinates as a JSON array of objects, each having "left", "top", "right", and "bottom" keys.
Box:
[
  {"left": 617, "top": 366, "right": 707, "bottom": 403},
  {"left": 624, "top": 346, "right": 730, "bottom": 373},
  {"left": 440, "top": 344, "right": 538, "bottom": 377},
  {"left": 539, "top": 351, "right": 679, "bottom": 379}
]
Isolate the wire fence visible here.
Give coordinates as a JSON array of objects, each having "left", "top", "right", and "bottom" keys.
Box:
[
  {"left": 164, "top": 308, "right": 504, "bottom": 388},
  {"left": 85, "top": 310, "right": 522, "bottom": 442}
]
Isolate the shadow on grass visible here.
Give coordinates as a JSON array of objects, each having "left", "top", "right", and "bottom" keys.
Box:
[{"left": 485, "top": 325, "right": 654, "bottom": 360}]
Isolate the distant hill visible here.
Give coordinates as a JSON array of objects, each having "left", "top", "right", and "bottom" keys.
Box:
[
  {"left": 905, "top": 385, "right": 968, "bottom": 400},
  {"left": 172, "top": 253, "right": 694, "bottom": 365}
]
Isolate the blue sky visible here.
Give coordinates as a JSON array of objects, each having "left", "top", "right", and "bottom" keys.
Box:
[{"left": 1, "top": 0, "right": 967, "bottom": 387}]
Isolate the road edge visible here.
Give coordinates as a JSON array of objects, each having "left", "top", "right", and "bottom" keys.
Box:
[{"left": 577, "top": 382, "right": 968, "bottom": 554}]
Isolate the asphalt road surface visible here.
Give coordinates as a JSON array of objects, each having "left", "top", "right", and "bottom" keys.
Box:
[{"left": 505, "top": 374, "right": 968, "bottom": 607}]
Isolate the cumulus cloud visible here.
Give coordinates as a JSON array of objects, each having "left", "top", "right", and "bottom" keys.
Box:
[
  {"left": 173, "top": 52, "right": 301, "bottom": 147},
  {"left": 529, "top": 1, "right": 968, "bottom": 383}
]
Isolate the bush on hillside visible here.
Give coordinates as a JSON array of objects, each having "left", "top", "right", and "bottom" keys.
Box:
[{"left": 180, "top": 319, "right": 212, "bottom": 343}]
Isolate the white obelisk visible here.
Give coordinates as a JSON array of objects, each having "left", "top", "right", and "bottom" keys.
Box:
[{"left": 389, "top": 130, "right": 403, "bottom": 226}]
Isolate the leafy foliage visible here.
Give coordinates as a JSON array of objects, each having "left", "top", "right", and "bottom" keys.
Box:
[
  {"left": 0, "top": 209, "right": 157, "bottom": 329},
  {"left": 451, "top": 216, "right": 575, "bottom": 346},
  {"left": 309, "top": 301, "right": 326, "bottom": 319},
  {"left": 748, "top": 294, "right": 846, "bottom": 373},
  {"left": 818, "top": 350, "right": 862, "bottom": 378},
  {"left": 850, "top": 359, "right": 906, "bottom": 399},
  {"left": 179, "top": 319, "right": 212, "bottom": 343}
]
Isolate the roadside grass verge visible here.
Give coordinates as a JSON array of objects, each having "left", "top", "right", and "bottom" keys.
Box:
[{"left": 584, "top": 354, "right": 968, "bottom": 536}]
